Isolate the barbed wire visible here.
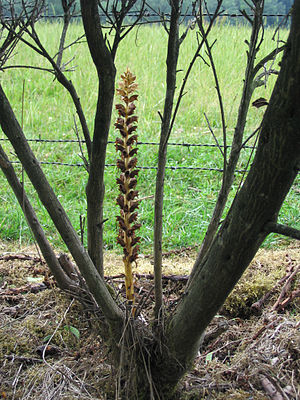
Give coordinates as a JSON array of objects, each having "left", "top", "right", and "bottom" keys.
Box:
[
  {"left": 2, "top": 137, "right": 298, "bottom": 174},
  {"left": 0, "top": 136, "right": 255, "bottom": 149},
  {"left": 1, "top": 135, "right": 252, "bottom": 173},
  {"left": 38, "top": 12, "right": 290, "bottom": 19},
  {"left": 1, "top": 11, "right": 290, "bottom": 23},
  {"left": 8, "top": 159, "right": 245, "bottom": 173}
]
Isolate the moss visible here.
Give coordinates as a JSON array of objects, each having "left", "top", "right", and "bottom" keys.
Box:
[
  {"left": 222, "top": 260, "right": 291, "bottom": 318},
  {"left": 0, "top": 314, "right": 46, "bottom": 357}
]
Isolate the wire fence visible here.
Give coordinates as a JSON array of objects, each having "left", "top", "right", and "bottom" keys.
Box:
[
  {"left": 0, "top": 9, "right": 290, "bottom": 175},
  {"left": 39, "top": 12, "right": 290, "bottom": 19},
  {"left": 28, "top": 11, "right": 292, "bottom": 29},
  {"left": 0, "top": 134, "right": 254, "bottom": 173},
  {"left": 37, "top": 9, "right": 290, "bottom": 34},
  {"left": 2, "top": 8, "right": 291, "bottom": 23}
]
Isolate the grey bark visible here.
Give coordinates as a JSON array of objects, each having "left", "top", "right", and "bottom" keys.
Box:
[
  {"left": 56, "top": 1, "right": 74, "bottom": 69},
  {"left": 156, "top": 1, "right": 300, "bottom": 390},
  {"left": 80, "top": 0, "right": 116, "bottom": 277},
  {"left": 153, "top": 0, "right": 223, "bottom": 317},
  {"left": 153, "top": 0, "right": 181, "bottom": 321},
  {"left": 265, "top": 222, "right": 300, "bottom": 240}
]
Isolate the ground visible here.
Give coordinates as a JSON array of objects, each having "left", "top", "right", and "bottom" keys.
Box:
[{"left": 0, "top": 240, "right": 299, "bottom": 399}]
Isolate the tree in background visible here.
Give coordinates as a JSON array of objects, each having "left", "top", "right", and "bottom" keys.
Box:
[
  {"left": 0, "top": 0, "right": 299, "bottom": 398},
  {"left": 206, "top": 0, "right": 293, "bottom": 24},
  {"left": 43, "top": 0, "right": 293, "bottom": 25}
]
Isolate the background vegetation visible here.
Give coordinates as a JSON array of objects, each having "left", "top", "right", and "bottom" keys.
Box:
[
  {"left": 44, "top": 0, "right": 293, "bottom": 25},
  {"left": 0, "top": 22, "right": 298, "bottom": 252}
]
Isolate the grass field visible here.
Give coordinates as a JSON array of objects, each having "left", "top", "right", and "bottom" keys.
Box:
[{"left": 0, "top": 21, "right": 298, "bottom": 252}]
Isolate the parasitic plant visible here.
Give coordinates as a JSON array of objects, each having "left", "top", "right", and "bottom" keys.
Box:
[{"left": 115, "top": 68, "right": 141, "bottom": 306}]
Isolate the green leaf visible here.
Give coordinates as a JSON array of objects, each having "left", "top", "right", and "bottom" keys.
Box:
[
  {"left": 205, "top": 352, "right": 213, "bottom": 363},
  {"left": 64, "top": 325, "right": 80, "bottom": 340},
  {"left": 43, "top": 334, "right": 52, "bottom": 343},
  {"left": 26, "top": 276, "right": 44, "bottom": 283}
]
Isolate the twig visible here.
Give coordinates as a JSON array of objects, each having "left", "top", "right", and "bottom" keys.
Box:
[
  {"left": 0, "top": 282, "right": 48, "bottom": 296},
  {"left": 198, "top": 15, "right": 227, "bottom": 173},
  {"left": 138, "top": 195, "right": 154, "bottom": 201},
  {"left": 56, "top": 0, "right": 76, "bottom": 69},
  {"left": 80, "top": 214, "right": 85, "bottom": 245},
  {"left": 0, "top": 253, "right": 44, "bottom": 263},
  {"left": 12, "top": 363, "right": 23, "bottom": 398},
  {"left": 53, "top": 34, "right": 85, "bottom": 60},
  {"left": 204, "top": 113, "right": 224, "bottom": 158},
  {"left": 73, "top": 115, "right": 89, "bottom": 171},
  {"left": 250, "top": 316, "right": 280, "bottom": 341},
  {"left": 168, "top": 0, "right": 223, "bottom": 143},
  {"left": 1, "top": 64, "right": 58, "bottom": 73},
  {"left": 251, "top": 268, "right": 294, "bottom": 311},
  {"left": 239, "top": 125, "right": 260, "bottom": 151},
  {"left": 260, "top": 374, "right": 284, "bottom": 400},
  {"left": 277, "top": 289, "right": 300, "bottom": 310},
  {"left": 272, "top": 264, "right": 300, "bottom": 311},
  {"left": 200, "top": 338, "right": 243, "bottom": 359},
  {"left": 135, "top": 286, "right": 154, "bottom": 318},
  {"left": 5, "top": 354, "right": 43, "bottom": 364}
]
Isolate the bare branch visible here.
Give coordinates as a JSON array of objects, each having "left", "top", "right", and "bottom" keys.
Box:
[
  {"left": 119, "top": 1, "right": 146, "bottom": 41},
  {"left": 81, "top": 0, "right": 116, "bottom": 276},
  {"left": 179, "top": 17, "right": 195, "bottom": 45},
  {"left": 0, "top": 0, "right": 44, "bottom": 67},
  {"left": 73, "top": 115, "right": 89, "bottom": 172},
  {"left": 252, "top": 45, "right": 285, "bottom": 80},
  {"left": 153, "top": 0, "right": 182, "bottom": 323},
  {"left": 1, "top": 64, "right": 54, "bottom": 73},
  {"left": 0, "top": 1, "right": 92, "bottom": 157},
  {"left": 239, "top": 125, "right": 260, "bottom": 150},
  {"left": 265, "top": 222, "right": 300, "bottom": 240},
  {"left": 25, "top": 25, "right": 92, "bottom": 156},
  {"left": 103, "top": 0, "right": 146, "bottom": 60},
  {"left": 190, "top": 0, "right": 267, "bottom": 281},
  {"left": 57, "top": 0, "right": 77, "bottom": 69},
  {"left": 0, "top": 144, "right": 73, "bottom": 291},
  {"left": 197, "top": 13, "right": 227, "bottom": 172},
  {"left": 168, "top": 0, "right": 224, "bottom": 146},
  {"left": 204, "top": 113, "right": 225, "bottom": 159}
]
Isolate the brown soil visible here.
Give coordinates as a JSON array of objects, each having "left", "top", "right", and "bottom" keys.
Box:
[{"left": 0, "top": 241, "right": 299, "bottom": 399}]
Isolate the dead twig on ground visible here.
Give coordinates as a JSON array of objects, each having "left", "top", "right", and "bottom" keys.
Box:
[
  {"left": 260, "top": 375, "right": 284, "bottom": 400},
  {"left": 0, "top": 253, "right": 44, "bottom": 263},
  {"left": 272, "top": 264, "right": 299, "bottom": 311},
  {"left": 251, "top": 254, "right": 299, "bottom": 312}
]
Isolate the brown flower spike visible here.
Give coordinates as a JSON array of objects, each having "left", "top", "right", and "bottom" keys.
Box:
[{"left": 115, "top": 69, "right": 141, "bottom": 305}]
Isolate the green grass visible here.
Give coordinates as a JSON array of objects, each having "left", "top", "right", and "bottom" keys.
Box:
[{"left": 0, "top": 21, "right": 298, "bottom": 252}]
